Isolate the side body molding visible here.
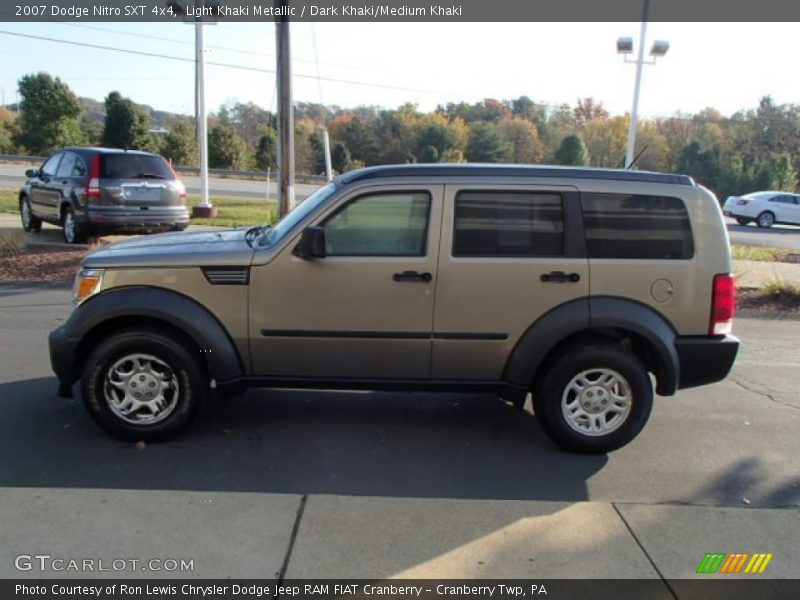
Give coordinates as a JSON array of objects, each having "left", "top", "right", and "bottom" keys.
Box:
[{"left": 63, "top": 286, "right": 244, "bottom": 384}]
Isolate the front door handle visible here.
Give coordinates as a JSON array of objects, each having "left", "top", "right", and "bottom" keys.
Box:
[
  {"left": 393, "top": 270, "right": 432, "bottom": 282},
  {"left": 541, "top": 271, "right": 580, "bottom": 283}
]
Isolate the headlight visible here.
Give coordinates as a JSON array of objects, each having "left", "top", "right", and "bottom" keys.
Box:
[{"left": 73, "top": 268, "right": 104, "bottom": 304}]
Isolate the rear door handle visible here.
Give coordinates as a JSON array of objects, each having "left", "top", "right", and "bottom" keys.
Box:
[
  {"left": 393, "top": 270, "right": 432, "bottom": 282},
  {"left": 541, "top": 271, "right": 580, "bottom": 283}
]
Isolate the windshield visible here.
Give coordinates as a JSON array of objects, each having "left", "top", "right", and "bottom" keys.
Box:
[{"left": 259, "top": 182, "right": 339, "bottom": 248}]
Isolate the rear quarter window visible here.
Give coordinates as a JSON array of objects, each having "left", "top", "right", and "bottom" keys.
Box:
[
  {"left": 581, "top": 193, "right": 694, "bottom": 260},
  {"left": 101, "top": 154, "right": 174, "bottom": 180}
]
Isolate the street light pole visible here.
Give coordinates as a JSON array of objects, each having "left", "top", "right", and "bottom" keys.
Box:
[
  {"left": 625, "top": 12, "right": 648, "bottom": 169},
  {"left": 192, "top": 18, "right": 217, "bottom": 218}
]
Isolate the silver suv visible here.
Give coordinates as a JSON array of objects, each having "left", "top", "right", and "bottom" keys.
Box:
[
  {"left": 20, "top": 147, "right": 189, "bottom": 244},
  {"left": 49, "top": 164, "right": 739, "bottom": 453}
]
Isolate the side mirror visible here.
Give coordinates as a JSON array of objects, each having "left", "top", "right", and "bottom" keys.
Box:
[
  {"left": 292, "top": 226, "right": 327, "bottom": 259},
  {"left": 25, "top": 168, "right": 39, "bottom": 178}
]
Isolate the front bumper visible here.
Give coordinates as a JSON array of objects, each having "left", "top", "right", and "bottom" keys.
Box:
[
  {"left": 49, "top": 326, "right": 80, "bottom": 397},
  {"left": 676, "top": 334, "right": 740, "bottom": 389},
  {"left": 86, "top": 206, "right": 189, "bottom": 230}
]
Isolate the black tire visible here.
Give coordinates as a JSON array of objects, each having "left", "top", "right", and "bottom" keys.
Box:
[
  {"left": 81, "top": 328, "right": 207, "bottom": 441},
  {"left": 735, "top": 217, "right": 751, "bottom": 226},
  {"left": 532, "top": 343, "right": 653, "bottom": 453},
  {"left": 19, "top": 195, "right": 42, "bottom": 232},
  {"left": 171, "top": 223, "right": 188, "bottom": 232},
  {"left": 62, "top": 205, "right": 87, "bottom": 244},
  {"left": 756, "top": 211, "right": 775, "bottom": 229}
]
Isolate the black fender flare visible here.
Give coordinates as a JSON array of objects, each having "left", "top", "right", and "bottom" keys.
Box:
[
  {"left": 589, "top": 297, "right": 679, "bottom": 396},
  {"left": 503, "top": 298, "right": 590, "bottom": 389},
  {"left": 65, "top": 286, "right": 244, "bottom": 384},
  {"left": 503, "top": 297, "right": 679, "bottom": 396}
]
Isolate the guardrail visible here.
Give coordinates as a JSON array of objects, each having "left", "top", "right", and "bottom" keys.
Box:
[{"left": 0, "top": 153, "right": 328, "bottom": 184}]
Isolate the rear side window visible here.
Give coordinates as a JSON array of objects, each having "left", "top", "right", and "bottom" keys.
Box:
[
  {"left": 453, "top": 191, "right": 564, "bottom": 257},
  {"left": 581, "top": 193, "right": 694, "bottom": 259},
  {"left": 55, "top": 153, "right": 77, "bottom": 178},
  {"left": 101, "top": 154, "right": 174, "bottom": 180}
]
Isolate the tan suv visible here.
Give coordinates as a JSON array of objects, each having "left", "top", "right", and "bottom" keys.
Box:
[{"left": 49, "top": 164, "right": 739, "bottom": 453}]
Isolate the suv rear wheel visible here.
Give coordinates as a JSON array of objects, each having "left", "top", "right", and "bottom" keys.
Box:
[
  {"left": 533, "top": 343, "right": 653, "bottom": 453},
  {"left": 81, "top": 329, "right": 207, "bottom": 440},
  {"left": 62, "top": 206, "right": 87, "bottom": 244}
]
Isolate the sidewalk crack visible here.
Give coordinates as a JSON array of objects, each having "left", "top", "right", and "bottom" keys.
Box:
[
  {"left": 275, "top": 494, "right": 308, "bottom": 592},
  {"left": 612, "top": 502, "right": 678, "bottom": 600}
]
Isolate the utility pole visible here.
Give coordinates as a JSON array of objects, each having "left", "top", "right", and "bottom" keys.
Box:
[{"left": 276, "top": 0, "right": 295, "bottom": 217}]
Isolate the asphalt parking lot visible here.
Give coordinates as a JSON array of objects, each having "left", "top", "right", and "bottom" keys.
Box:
[{"left": 0, "top": 284, "right": 798, "bottom": 584}]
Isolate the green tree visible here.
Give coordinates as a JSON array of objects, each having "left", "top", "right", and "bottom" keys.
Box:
[
  {"left": 554, "top": 134, "right": 589, "bottom": 166},
  {"left": 208, "top": 124, "right": 247, "bottom": 169},
  {"left": 332, "top": 143, "right": 351, "bottom": 173},
  {"left": 14, "top": 72, "right": 85, "bottom": 154},
  {"left": 102, "top": 91, "right": 153, "bottom": 150},
  {"left": 677, "top": 141, "right": 720, "bottom": 189},
  {"left": 162, "top": 117, "right": 197, "bottom": 167},
  {"left": 418, "top": 145, "right": 439, "bottom": 163},
  {"left": 751, "top": 153, "right": 797, "bottom": 192},
  {"left": 255, "top": 128, "right": 277, "bottom": 171},
  {"left": 465, "top": 122, "right": 509, "bottom": 162}
]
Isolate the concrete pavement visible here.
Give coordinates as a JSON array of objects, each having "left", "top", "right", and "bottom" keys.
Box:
[{"left": 0, "top": 285, "right": 798, "bottom": 583}]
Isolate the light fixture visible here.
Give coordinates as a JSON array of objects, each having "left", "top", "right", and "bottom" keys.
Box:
[{"left": 617, "top": 37, "right": 633, "bottom": 54}]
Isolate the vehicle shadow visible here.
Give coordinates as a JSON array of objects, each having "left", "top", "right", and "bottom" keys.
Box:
[{"left": 0, "top": 377, "right": 606, "bottom": 501}]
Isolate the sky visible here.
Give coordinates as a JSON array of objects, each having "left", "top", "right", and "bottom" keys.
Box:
[{"left": 0, "top": 21, "right": 796, "bottom": 119}]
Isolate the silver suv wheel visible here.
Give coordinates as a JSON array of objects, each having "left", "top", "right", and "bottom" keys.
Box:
[
  {"left": 561, "top": 368, "right": 632, "bottom": 436},
  {"left": 104, "top": 353, "right": 180, "bottom": 425},
  {"left": 21, "top": 199, "right": 32, "bottom": 227},
  {"left": 63, "top": 209, "right": 76, "bottom": 243}
]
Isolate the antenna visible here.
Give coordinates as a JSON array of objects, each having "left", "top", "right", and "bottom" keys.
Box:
[{"left": 626, "top": 144, "right": 648, "bottom": 170}]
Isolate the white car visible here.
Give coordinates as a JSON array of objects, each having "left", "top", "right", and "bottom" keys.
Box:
[{"left": 723, "top": 191, "right": 800, "bottom": 228}]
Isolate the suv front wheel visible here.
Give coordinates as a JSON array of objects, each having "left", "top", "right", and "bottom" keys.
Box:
[
  {"left": 533, "top": 343, "right": 653, "bottom": 453},
  {"left": 81, "top": 329, "right": 207, "bottom": 440}
]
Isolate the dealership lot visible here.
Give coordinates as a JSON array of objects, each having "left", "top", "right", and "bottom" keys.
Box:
[{"left": 0, "top": 284, "right": 798, "bottom": 582}]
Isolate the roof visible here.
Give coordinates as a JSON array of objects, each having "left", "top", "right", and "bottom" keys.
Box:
[
  {"left": 337, "top": 163, "right": 695, "bottom": 186},
  {"left": 62, "top": 146, "right": 159, "bottom": 156}
]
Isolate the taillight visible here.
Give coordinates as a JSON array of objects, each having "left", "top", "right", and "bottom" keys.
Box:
[
  {"left": 85, "top": 154, "right": 101, "bottom": 198},
  {"left": 737, "top": 199, "right": 749, "bottom": 206},
  {"left": 710, "top": 274, "right": 735, "bottom": 335},
  {"left": 166, "top": 159, "right": 186, "bottom": 199}
]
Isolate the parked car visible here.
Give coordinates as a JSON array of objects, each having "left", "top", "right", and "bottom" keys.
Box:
[
  {"left": 19, "top": 147, "right": 189, "bottom": 244},
  {"left": 723, "top": 191, "right": 800, "bottom": 228},
  {"left": 49, "top": 164, "right": 739, "bottom": 453}
]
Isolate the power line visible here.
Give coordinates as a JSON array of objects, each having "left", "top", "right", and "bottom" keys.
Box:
[
  {"left": 54, "top": 22, "right": 383, "bottom": 72},
  {"left": 0, "top": 29, "right": 478, "bottom": 99}
]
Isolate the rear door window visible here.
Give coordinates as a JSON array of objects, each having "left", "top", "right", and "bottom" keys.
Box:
[
  {"left": 101, "top": 154, "right": 173, "bottom": 180},
  {"left": 55, "top": 153, "right": 77, "bottom": 178},
  {"left": 581, "top": 193, "right": 694, "bottom": 259},
  {"left": 453, "top": 191, "right": 565, "bottom": 257}
]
